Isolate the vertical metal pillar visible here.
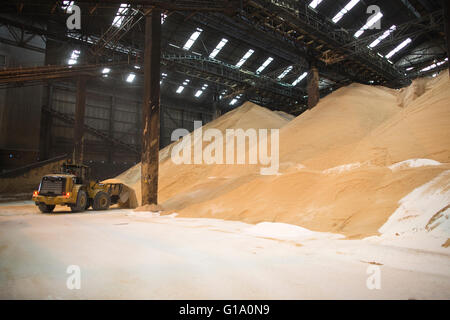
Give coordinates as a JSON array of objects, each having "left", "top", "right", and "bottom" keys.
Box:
[
  {"left": 160, "top": 103, "right": 166, "bottom": 148},
  {"left": 307, "top": 66, "right": 319, "bottom": 109},
  {"left": 141, "top": 10, "right": 161, "bottom": 205},
  {"left": 212, "top": 89, "right": 221, "bottom": 120},
  {"left": 74, "top": 76, "right": 87, "bottom": 164},
  {"left": 108, "top": 95, "right": 115, "bottom": 163},
  {"left": 135, "top": 101, "right": 141, "bottom": 162},
  {"left": 39, "top": 84, "right": 53, "bottom": 160},
  {"left": 181, "top": 109, "right": 184, "bottom": 128}
]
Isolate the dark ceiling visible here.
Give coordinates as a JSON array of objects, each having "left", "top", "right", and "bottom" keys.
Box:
[{"left": 0, "top": 0, "right": 447, "bottom": 113}]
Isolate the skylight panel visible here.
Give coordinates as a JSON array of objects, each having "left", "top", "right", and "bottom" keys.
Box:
[
  {"left": 70, "top": 50, "right": 80, "bottom": 60},
  {"left": 420, "top": 58, "right": 448, "bottom": 72},
  {"left": 354, "top": 12, "right": 383, "bottom": 38},
  {"left": 219, "top": 89, "right": 227, "bottom": 100},
  {"left": 68, "top": 49, "right": 80, "bottom": 65},
  {"left": 291, "top": 72, "right": 308, "bottom": 86},
  {"left": 160, "top": 72, "right": 168, "bottom": 85},
  {"left": 61, "top": 1, "right": 74, "bottom": 10},
  {"left": 183, "top": 28, "right": 203, "bottom": 50},
  {"left": 229, "top": 94, "right": 243, "bottom": 105},
  {"left": 112, "top": 4, "right": 130, "bottom": 28},
  {"left": 209, "top": 38, "right": 228, "bottom": 59},
  {"left": 176, "top": 79, "right": 190, "bottom": 94},
  {"left": 385, "top": 38, "right": 412, "bottom": 59},
  {"left": 102, "top": 68, "right": 111, "bottom": 74},
  {"left": 309, "top": 0, "right": 324, "bottom": 9},
  {"left": 194, "top": 84, "right": 208, "bottom": 98},
  {"left": 256, "top": 57, "right": 274, "bottom": 74},
  {"left": 235, "top": 49, "right": 255, "bottom": 68},
  {"left": 369, "top": 25, "right": 396, "bottom": 48},
  {"left": 161, "top": 13, "right": 168, "bottom": 24},
  {"left": 126, "top": 73, "right": 135, "bottom": 83},
  {"left": 277, "top": 65, "right": 293, "bottom": 80},
  {"left": 332, "top": 0, "right": 360, "bottom": 23}
]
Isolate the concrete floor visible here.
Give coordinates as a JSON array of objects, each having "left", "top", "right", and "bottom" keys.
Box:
[{"left": 1, "top": 201, "right": 449, "bottom": 299}]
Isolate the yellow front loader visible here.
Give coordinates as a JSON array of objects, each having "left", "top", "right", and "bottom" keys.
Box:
[{"left": 32, "top": 163, "right": 127, "bottom": 213}]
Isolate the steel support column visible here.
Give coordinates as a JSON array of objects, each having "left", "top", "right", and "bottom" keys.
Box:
[
  {"left": 135, "top": 101, "right": 141, "bottom": 162},
  {"left": 307, "top": 66, "right": 319, "bottom": 109},
  {"left": 74, "top": 77, "right": 87, "bottom": 163},
  {"left": 39, "top": 84, "right": 53, "bottom": 160},
  {"left": 212, "top": 90, "right": 221, "bottom": 120},
  {"left": 141, "top": 10, "right": 161, "bottom": 206},
  {"left": 108, "top": 95, "right": 115, "bottom": 163}
]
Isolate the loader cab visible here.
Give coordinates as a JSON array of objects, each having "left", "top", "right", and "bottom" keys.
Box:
[{"left": 61, "top": 163, "right": 91, "bottom": 185}]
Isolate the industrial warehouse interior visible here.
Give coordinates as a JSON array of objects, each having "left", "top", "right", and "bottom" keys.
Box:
[{"left": 0, "top": 0, "right": 449, "bottom": 305}]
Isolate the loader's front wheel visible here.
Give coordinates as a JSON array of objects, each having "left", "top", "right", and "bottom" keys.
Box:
[
  {"left": 38, "top": 204, "right": 55, "bottom": 213},
  {"left": 71, "top": 190, "right": 87, "bottom": 213},
  {"left": 93, "top": 192, "right": 110, "bottom": 211}
]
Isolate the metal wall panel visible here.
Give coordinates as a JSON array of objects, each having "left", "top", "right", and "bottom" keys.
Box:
[
  {"left": 0, "top": 39, "right": 44, "bottom": 154},
  {"left": 45, "top": 81, "right": 213, "bottom": 164}
]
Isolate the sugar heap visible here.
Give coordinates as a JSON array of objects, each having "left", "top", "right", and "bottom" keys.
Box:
[{"left": 109, "top": 71, "right": 450, "bottom": 244}]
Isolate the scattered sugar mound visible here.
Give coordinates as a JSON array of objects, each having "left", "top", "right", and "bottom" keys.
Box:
[
  {"left": 243, "top": 222, "right": 344, "bottom": 241},
  {"left": 379, "top": 170, "right": 450, "bottom": 236},
  {"left": 388, "top": 159, "right": 442, "bottom": 171},
  {"left": 134, "top": 203, "right": 164, "bottom": 212},
  {"left": 322, "top": 163, "right": 361, "bottom": 174},
  {"left": 365, "top": 170, "right": 450, "bottom": 252}
]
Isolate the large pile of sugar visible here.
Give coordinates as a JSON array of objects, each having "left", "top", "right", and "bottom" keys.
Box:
[
  {"left": 110, "top": 71, "right": 450, "bottom": 241},
  {"left": 105, "top": 102, "right": 290, "bottom": 207}
]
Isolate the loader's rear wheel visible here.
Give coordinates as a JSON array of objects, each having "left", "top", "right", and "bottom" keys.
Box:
[
  {"left": 38, "top": 204, "right": 55, "bottom": 213},
  {"left": 71, "top": 190, "right": 87, "bottom": 213},
  {"left": 93, "top": 192, "right": 110, "bottom": 211}
]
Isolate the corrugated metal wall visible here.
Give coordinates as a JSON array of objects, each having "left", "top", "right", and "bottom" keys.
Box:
[
  {"left": 0, "top": 26, "right": 45, "bottom": 170},
  {"left": 49, "top": 83, "right": 140, "bottom": 163},
  {"left": 160, "top": 105, "right": 212, "bottom": 147},
  {"left": 47, "top": 81, "right": 213, "bottom": 166}
]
